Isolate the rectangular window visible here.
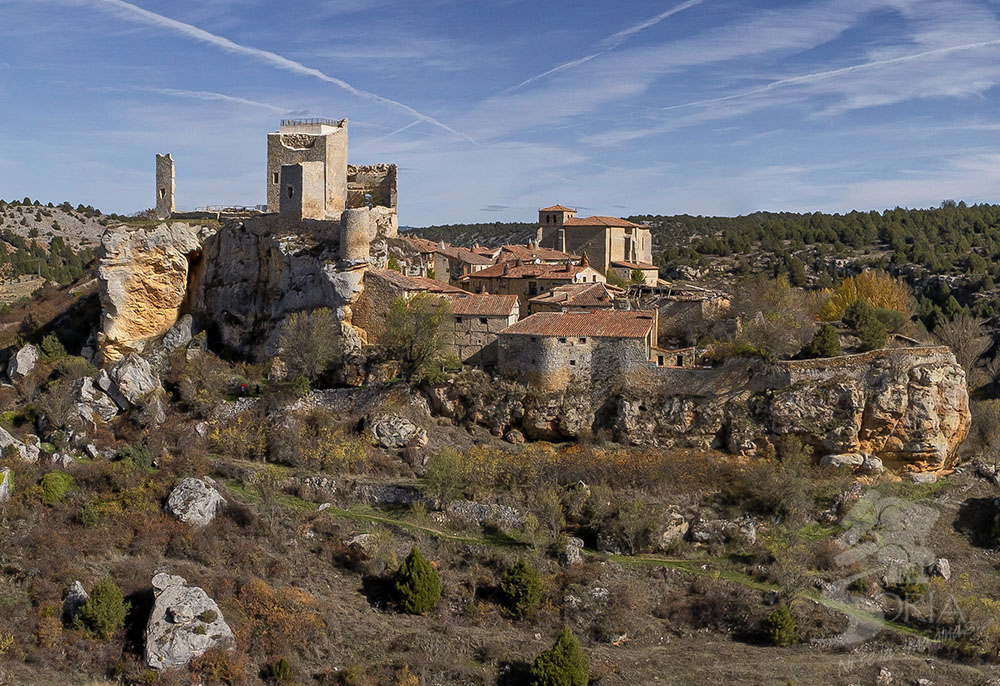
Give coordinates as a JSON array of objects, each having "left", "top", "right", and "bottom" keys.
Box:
[
  {"left": 569, "top": 359, "right": 576, "bottom": 366},
  {"left": 272, "top": 171, "right": 279, "bottom": 184},
  {"left": 528, "top": 281, "right": 538, "bottom": 295},
  {"left": 456, "top": 317, "right": 463, "bottom": 323},
  {"left": 479, "top": 317, "right": 487, "bottom": 324},
  {"left": 530, "top": 337, "right": 536, "bottom": 342},
  {"left": 558, "top": 337, "right": 566, "bottom": 343},
  {"left": 579, "top": 337, "right": 587, "bottom": 343}
]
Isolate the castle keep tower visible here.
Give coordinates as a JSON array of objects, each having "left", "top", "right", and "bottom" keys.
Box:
[
  {"left": 267, "top": 118, "right": 348, "bottom": 217},
  {"left": 155, "top": 153, "right": 175, "bottom": 219}
]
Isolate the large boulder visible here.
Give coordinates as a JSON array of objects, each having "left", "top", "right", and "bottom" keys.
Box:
[
  {"left": 62, "top": 580, "right": 89, "bottom": 622},
  {"left": 98, "top": 222, "right": 212, "bottom": 363},
  {"left": 165, "top": 478, "right": 225, "bottom": 527},
  {"left": 6, "top": 344, "right": 38, "bottom": 381},
  {"left": 370, "top": 414, "right": 428, "bottom": 449},
  {"left": 99, "top": 354, "right": 160, "bottom": 410},
  {"left": 72, "top": 376, "right": 119, "bottom": 425},
  {"left": 145, "top": 573, "right": 234, "bottom": 671}
]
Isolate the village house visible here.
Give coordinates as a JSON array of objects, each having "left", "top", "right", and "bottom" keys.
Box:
[
  {"left": 439, "top": 293, "right": 520, "bottom": 367},
  {"left": 535, "top": 204, "right": 655, "bottom": 282},
  {"left": 637, "top": 283, "right": 732, "bottom": 347},
  {"left": 430, "top": 242, "right": 494, "bottom": 284},
  {"left": 497, "top": 309, "right": 658, "bottom": 391},
  {"left": 492, "top": 243, "right": 578, "bottom": 265},
  {"left": 461, "top": 255, "right": 606, "bottom": 315},
  {"left": 608, "top": 260, "right": 660, "bottom": 287},
  {"left": 527, "top": 282, "right": 622, "bottom": 315},
  {"left": 352, "top": 268, "right": 467, "bottom": 343}
]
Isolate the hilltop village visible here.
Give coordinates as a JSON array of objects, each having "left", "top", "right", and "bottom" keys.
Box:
[{"left": 0, "top": 116, "right": 986, "bottom": 686}]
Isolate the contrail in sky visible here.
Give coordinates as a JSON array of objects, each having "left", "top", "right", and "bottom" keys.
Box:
[
  {"left": 147, "top": 88, "right": 288, "bottom": 113},
  {"left": 503, "top": 0, "right": 705, "bottom": 93},
  {"left": 662, "top": 37, "right": 1000, "bottom": 112},
  {"left": 76, "top": 0, "right": 476, "bottom": 143}
]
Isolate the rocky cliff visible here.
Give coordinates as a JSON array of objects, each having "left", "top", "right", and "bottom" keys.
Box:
[
  {"left": 97, "top": 222, "right": 213, "bottom": 363},
  {"left": 428, "top": 347, "right": 970, "bottom": 474}
]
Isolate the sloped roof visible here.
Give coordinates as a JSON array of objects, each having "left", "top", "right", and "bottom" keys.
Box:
[
  {"left": 500, "top": 310, "right": 655, "bottom": 338},
  {"left": 436, "top": 244, "right": 494, "bottom": 265},
  {"left": 442, "top": 293, "right": 519, "bottom": 316},
  {"left": 397, "top": 236, "right": 439, "bottom": 253},
  {"left": 611, "top": 260, "right": 658, "bottom": 270},
  {"left": 463, "top": 260, "right": 595, "bottom": 281},
  {"left": 563, "top": 216, "right": 642, "bottom": 228},
  {"left": 368, "top": 269, "right": 468, "bottom": 294},
  {"left": 498, "top": 244, "right": 578, "bottom": 262},
  {"left": 528, "top": 282, "right": 616, "bottom": 308},
  {"left": 539, "top": 204, "right": 576, "bottom": 212}
]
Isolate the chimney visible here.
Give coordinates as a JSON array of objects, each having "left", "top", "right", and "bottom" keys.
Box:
[
  {"left": 581, "top": 253, "right": 590, "bottom": 269},
  {"left": 558, "top": 228, "right": 566, "bottom": 253},
  {"left": 503, "top": 262, "right": 510, "bottom": 275}
]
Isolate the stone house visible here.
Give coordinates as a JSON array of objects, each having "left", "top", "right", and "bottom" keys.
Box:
[
  {"left": 461, "top": 255, "right": 606, "bottom": 315},
  {"left": 608, "top": 260, "right": 660, "bottom": 287},
  {"left": 528, "top": 282, "right": 621, "bottom": 315},
  {"left": 439, "top": 293, "right": 519, "bottom": 368},
  {"left": 497, "top": 310, "right": 658, "bottom": 391},
  {"left": 637, "top": 285, "right": 732, "bottom": 347},
  {"left": 535, "top": 204, "right": 653, "bottom": 276},
  {"left": 492, "top": 243, "right": 578, "bottom": 265},
  {"left": 352, "top": 269, "right": 467, "bottom": 343},
  {"left": 431, "top": 242, "right": 494, "bottom": 284}
]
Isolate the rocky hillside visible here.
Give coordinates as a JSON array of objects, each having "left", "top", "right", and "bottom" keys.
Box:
[{"left": 0, "top": 197, "right": 113, "bottom": 249}]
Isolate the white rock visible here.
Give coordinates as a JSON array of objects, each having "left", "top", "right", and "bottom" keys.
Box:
[
  {"left": 821, "top": 452, "right": 866, "bottom": 468},
  {"left": 105, "top": 354, "right": 160, "bottom": 410},
  {"left": 7, "top": 344, "right": 38, "bottom": 380},
  {"left": 0, "top": 467, "right": 11, "bottom": 504},
  {"left": 0, "top": 427, "right": 39, "bottom": 463},
  {"left": 370, "top": 414, "right": 428, "bottom": 449},
  {"left": 63, "top": 580, "right": 89, "bottom": 621},
  {"left": 927, "top": 558, "right": 951, "bottom": 581},
  {"left": 165, "top": 478, "right": 225, "bottom": 527},
  {"left": 145, "top": 573, "right": 234, "bottom": 671},
  {"left": 911, "top": 472, "right": 938, "bottom": 484}
]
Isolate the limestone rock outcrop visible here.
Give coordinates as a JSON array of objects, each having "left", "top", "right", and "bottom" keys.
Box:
[
  {"left": 71, "top": 377, "right": 119, "bottom": 425},
  {"left": 145, "top": 573, "right": 234, "bottom": 671},
  {"left": 62, "top": 580, "right": 88, "bottom": 621},
  {"left": 165, "top": 478, "right": 225, "bottom": 527},
  {"left": 6, "top": 344, "right": 38, "bottom": 380},
  {"left": 98, "top": 222, "right": 212, "bottom": 363},
  {"left": 0, "top": 427, "right": 40, "bottom": 463},
  {"left": 370, "top": 413, "right": 428, "bottom": 449},
  {"left": 98, "top": 355, "right": 160, "bottom": 410},
  {"left": 0, "top": 467, "right": 11, "bottom": 504}
]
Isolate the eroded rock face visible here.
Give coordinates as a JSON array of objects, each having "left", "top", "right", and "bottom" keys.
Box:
[
  {"left": 370, "top": 414, "right": 428, "bottom": 449},
  {"left": 0, "top": 467, "right": 11, "bottom": 504},
  {"left": 98, "top": 222, "right": 212, "bottom": 363},
  {"left": 145, "top": 573, "right": 234, "bottom": 671},
  {"left": 0, "top": 428, "right": 40, "bottom": 463},
  {"left": 100, "top": 355, "right": 160, "bottom": 410},
  {"left": 165, "top": 478, "right": 225, "bottom": 527}
]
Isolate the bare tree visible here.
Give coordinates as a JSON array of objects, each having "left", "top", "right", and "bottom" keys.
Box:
[{"left": 934, "top": 313, "right": 992, "bottom": 385}]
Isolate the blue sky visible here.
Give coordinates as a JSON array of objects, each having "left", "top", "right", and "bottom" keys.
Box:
[{"left": 3, "top": 0, "right": 1000, "bottom": 226}]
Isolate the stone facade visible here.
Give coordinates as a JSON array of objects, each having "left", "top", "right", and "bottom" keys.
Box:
[
  {"left": 155, "top": 154, "right": 175, "bottom": 219},
  {"left": 266, "top": 119, "right": 348, "bottom": 216},
  {"left": 352, "top": 269, "right": 467, "bottom": 345},
  {"left": 279, "top": 162, "right": 326, "bottom": 220},
  {"left": 442, "top": 294, "right": 519, "bottom": 367},
  {"left": 462, "top": 260, "right": 606, "bottom": 315},
  {"left": 347, "top": 164, "right": 397, "bottom": 209}
]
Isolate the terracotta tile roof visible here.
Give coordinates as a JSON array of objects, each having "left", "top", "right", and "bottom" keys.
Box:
[
  {"left": 498, "top": 244, "right": 578, "bottom": 262},
  {"left": 528, "top": 283, "right": 616, "bottom": 308},
  {"left": 441, "top": 293, "right": 519, "bottom": 316},
  {"left": 563, "top": 215, "right": 642, "bottom": 228},
  {"left": 539, "top": 204, "right": 576, "bottom": 212},
  {"left": 611, "top": 260, "right": 658, "bottom": 270},
  {"left": 436, "top": 244, "right": 494, "bottom": 265},
  {"left": 462, "top": 260, "right": 595, "bottom": 281},
  {"left": 398, "top": 236, "right": 440, "bottom": 253},
  {"left": 500, "top": 310, "right": 655, "bottom": 338},
  {"left": 368, "top": 269, "right": 468, "bottom": 294}
]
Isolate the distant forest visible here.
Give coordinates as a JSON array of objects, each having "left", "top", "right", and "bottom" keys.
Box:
[{"left": 409, "top": 201, "right": 1000, "bottom": 330}]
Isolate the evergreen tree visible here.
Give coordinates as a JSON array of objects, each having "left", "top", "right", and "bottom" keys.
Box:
[
  {"left": 74, "top": 576, "right": 130, "bottom": 639},
  {"left": 529, "top": 626, "right": 589, "bottom": 686},
  {"left": 499, "top": 560, "right": 543, "bottom": 619},
  {"left": 762, "top": 604, "right": 797, "bottom": 646},
  {"left": 393, "top": 548, "right": 441, "bottom": 615},
  {"left": 843, "top": 301, "right": 888, "bottom": 352},
  {"left": 805, "top": 324, "right": 841, "bottom": 358}
]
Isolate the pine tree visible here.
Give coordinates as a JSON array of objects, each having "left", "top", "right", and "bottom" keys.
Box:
[
  {"left": 805, "top": 324, "right": 841, "bottom": 358},
  {"left": 499, "top": 560, "right": 542, "bottom": 619},
  {"left": 393, "top": 548, "right": 441, "bottom": 615},
  {"left": 74, "top": 576, "right": 130, "bottom": 639},
  {"left": 529, "top": 626, "right": 589, "bottom": 686},
  {"left": 763, "top": 604, "right": 797, "bottom": 647}
]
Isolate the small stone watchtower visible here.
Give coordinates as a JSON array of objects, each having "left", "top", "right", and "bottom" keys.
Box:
[{"left": 155, "top": 154, "right": 175, "bottom": 219}]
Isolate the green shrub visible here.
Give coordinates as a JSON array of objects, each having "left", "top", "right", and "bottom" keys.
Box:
[
  {"left": 424, "top": 448, "right": 464, "bottom": 504},
  {"left": 843, "top": 301, "right": 888, "bottom": 351},
  {"left": 269, "top": 657, "right": 293, "bottom": 683},
  {"left": 804, "top": 324, "right": 841, "bottom": 358},
  {"left": 40, "top": 471, "right": 75, "bottom": 506},
  {"left": 197, "top": 609, "right": 218, "bottom": 623},
  {"left": 529, "top": 626, "right": 589, "bottom": 686},
  {"left": 78, "top": 499, "right": 100, "bottom": 528},
  {"left": 499, "top": 560, "right": 543, "bottom": 619},
  {"left": 74, "top": 576, "right": 130, "bottom": 639},
  {"left": 394, "top": 547, "right": 441, "bottom": 615},
  {"left": 763, "top": 604, "right": 797, "bottom": 646},
  {"left": 39, "top": 333, "right": 67, "bottom": 360},
  {"left": 894, "top": 569, "right": 927, "bottom": 600},
  {"left": 114, "top": 444, "right": 153, "bottom": 471}
]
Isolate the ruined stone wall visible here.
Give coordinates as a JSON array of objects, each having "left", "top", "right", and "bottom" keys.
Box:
[
  {"left": 155, "top": 154, "right": 175, "bottom": 219},
  {"left": 351, "top": 271, "right": 398, "bottom": 345},
  {"left": 279, "top": 162, "right": 326, "bottom": 220},
  {"left": 347, "top": 164, "right": 397, "bottom": 209}
]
